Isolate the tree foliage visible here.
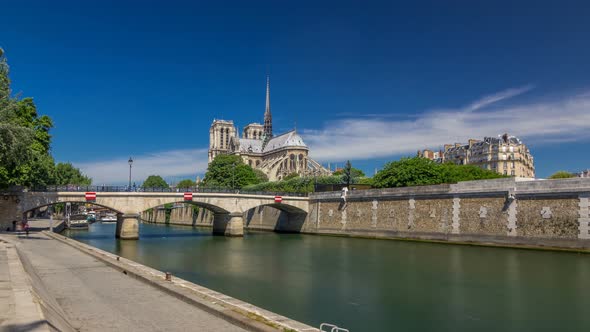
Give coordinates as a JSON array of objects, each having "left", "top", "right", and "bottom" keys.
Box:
[
  {"left": 0, "top": 49, "right": 90, "bottom": 188},
  {"left": 176, "top": 179, "right": 195, "bottom": 189},
  {"left": 548, "top": 171, "right": 575, "bottom": 179},
  {"left": 243, "top": 175, "right": 346, "bottom": 193},
  {"left": 372, "top": 157, "right": 506, "bottom": 188},
  {"left": 143, "top": 175, "right": 169, "bottom": 188},
  {"left": 54, "top": 162, "right": 92, "bottom": 185},
  {"left": 333, "top": 165, "right": 365, "bottom": 178},
  {"left": 203, "top": 154, "right": 260, "bottom": 189},
  {"left": 283, "top": 172, "right": 299, "bottom": 181}
]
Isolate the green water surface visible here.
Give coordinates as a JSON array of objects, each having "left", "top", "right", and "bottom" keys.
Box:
[{"left": 64, "top": 222, "right": 590, "bottom": 332}]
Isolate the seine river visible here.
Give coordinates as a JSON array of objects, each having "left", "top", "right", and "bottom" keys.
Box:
[{"left": 64, "top": 222, "right": 590, "bottom": 332}]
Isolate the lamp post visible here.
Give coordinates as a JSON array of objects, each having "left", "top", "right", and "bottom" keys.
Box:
[
  {"left": 231, "top": 162, "right": 236, "bottom": 191},
  {"left": 128, "top": 157, "right": 133, "bottom": 190}
]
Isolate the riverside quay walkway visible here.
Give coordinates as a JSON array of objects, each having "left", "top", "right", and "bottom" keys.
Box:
[{"left": 0, "top": 231, "right": 316, "bottom": 332}]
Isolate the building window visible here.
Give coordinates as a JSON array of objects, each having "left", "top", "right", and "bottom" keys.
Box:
[
  {"left": 504, "top": 170, "right": 508, "bottom": 175},
  {"left": 511, "top": 170, "right": 515, "bottom": 176}
]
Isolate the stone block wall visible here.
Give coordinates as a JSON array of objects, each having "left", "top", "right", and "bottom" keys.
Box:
[
  {"left": 301, "top": 178, "right": 590, "bottom": 249},
  {"left": 0, "top": 194, "right": 20, "bottom": 231}
]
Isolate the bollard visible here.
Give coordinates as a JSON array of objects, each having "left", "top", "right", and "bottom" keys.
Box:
[{"left": 165, "top": 272, "right": 172, "bottom": 281}]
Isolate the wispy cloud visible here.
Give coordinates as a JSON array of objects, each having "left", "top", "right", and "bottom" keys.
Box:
[
  {"left": 75, "top": 149, "right": 209, "bottom": 185},
  {"left": 305, "top": 87, "right": 590, "bottom": 162},
  {"left": 75, "top": 86, "right": 590, "bottom": 183}
]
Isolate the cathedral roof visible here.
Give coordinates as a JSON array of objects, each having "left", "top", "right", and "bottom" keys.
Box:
[
  {"left": 263, "top": 130, "right": 308, "bottom": 153},
  {"left": 236, "top": 130, "right": 308, "bottom": 155},
  {"left": 238, "top": 139, "right": 263, "bottom": 153}
]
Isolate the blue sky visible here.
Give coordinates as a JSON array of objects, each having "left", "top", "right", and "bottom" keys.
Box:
[{"left": 2, "top": 0, "right": 590, "bottom": 184}]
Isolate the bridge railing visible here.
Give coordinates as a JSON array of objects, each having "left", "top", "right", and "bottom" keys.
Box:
[{"left": 28, "top": 186, "right": 308, "bottom": 197}]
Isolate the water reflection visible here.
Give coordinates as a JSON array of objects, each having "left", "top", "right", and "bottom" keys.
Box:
[{"left": 65, "top": 222, "right": 590, "bottom": 332}]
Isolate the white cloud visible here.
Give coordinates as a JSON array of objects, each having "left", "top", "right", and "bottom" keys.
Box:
[
  {"left": 74, "top": 86, "right": 590, "bottom": 183},
  {"left": 75, "top": 149, "right": 209, "bottom": 185},
  {"left": 304, "top": 87, "right": 590, "bottom": 162}
]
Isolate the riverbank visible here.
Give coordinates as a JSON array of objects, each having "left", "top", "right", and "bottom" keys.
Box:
[{"left": 1, "top": 231, "right": 316, "bottom": 332}]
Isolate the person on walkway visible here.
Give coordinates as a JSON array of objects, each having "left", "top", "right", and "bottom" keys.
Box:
[
  {"left": 24, "top": 222, "right": 30, "bottom": 237},
  {"left": 12, "top": 220, "right": 17, "bottom": 232}
]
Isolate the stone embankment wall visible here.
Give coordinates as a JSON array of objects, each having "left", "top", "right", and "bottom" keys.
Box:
[
  {"left": 298, "top": 178, "right": 590, "bottom": 249},
  {"left": 126, "top": 177, "right": 590, "bottom": 250},
  {"left": 0, "top": 192, "right": 21, "bottom": 231}
]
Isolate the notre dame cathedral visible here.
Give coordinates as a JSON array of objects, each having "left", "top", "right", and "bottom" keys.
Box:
[{"left": 208, "top": 77, "right": 330, "bottom": 181}]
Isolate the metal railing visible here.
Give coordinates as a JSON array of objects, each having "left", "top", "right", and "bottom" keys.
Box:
[
  {"left": 320, "top": 323, "right": 349, "bottom": 332},
  {"left": 28, "top": 185, "right": 308, "bottom": 197}
]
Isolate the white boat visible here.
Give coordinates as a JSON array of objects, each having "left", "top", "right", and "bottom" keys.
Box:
[
  {"left": 100, "top": 213, "right": 117, "bottom": 223},
  {"left": 68, "top": 214, "right": 89, "bottom": 230}
]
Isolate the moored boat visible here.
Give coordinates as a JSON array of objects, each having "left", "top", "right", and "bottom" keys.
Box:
[
  {"left": 100, "top": 212, "right": 117, "bottom": 223},
  {"left": 68, "top": 214, "right": 89, "bottom": 230}
]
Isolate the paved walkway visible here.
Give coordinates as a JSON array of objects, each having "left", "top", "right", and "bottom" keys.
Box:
[
  {"left": 5, "top": 233, "right": 246, "bottom": 332},
  {"left": 0, "top": 238, "right": 49, "bottom": 332}
]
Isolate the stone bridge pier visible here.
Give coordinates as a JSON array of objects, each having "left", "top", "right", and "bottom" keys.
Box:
[
  {"left": 212, "top": 212, "right": 244, "bottom": 237},
  {"left": 116, "top": 213, "right": 140, "bottom": 240}
]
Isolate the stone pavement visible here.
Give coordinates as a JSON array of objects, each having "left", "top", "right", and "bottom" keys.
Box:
[
  {"left": 0, "top": 238, "right": 49, "bottom": 332},
  {"left": 2, "top": 233, "right": 247, "bottom": 332}
]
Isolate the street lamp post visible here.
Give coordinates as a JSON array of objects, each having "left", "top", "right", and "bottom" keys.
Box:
[
  {"left": 231, "top": 162, "right": 236, "bottom": 191},
  {"left": 128, "top": 157, "right": 133, "bottom": 190}
]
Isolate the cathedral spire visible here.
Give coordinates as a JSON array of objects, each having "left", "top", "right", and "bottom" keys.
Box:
[{"left": 263, "top": 75, "right": 273, "bottom": 139}]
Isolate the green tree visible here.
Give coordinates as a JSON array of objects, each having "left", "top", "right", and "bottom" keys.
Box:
[
  {"left": 373, "top": 157, "right": 443, "bottom": 188},
  {"left": 333, "top": 166, "right": 365, "bottom": 178},
  {"left": 283, "top": 172, "right": 299, "bottom": 181},
  {"left": 0, "top": 48, "right": 72, "bottom": 188},
  {"left": 254, "top": 169, "right": 268, "bottom": 183},
  {"left": 548, "top": 171, "right": 575, "bottom": 179},
  {"left": 372, "top": 157, "right": 505, "bottom": 188},
  {"left": 143, "top": 175, "right": 169, "bottom": 188},
  {"left": 54, "top": 162, "right": 92, "bottom": 185},
  {"left": 203, "top": 154, "right": 260, "bottom": 189},
  {"left": 176, "top": 179, "right": 195, "bottom": 189},
  {"left": 439, "top": 162, "right": 505, "bottom": 183}
]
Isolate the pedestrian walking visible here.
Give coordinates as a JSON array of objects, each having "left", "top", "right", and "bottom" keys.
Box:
[{"left": 24, "top": 222, "right": 30, "bottom": 237}]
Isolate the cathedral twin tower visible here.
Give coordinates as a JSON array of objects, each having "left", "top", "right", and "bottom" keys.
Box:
[{"left": 207, "top": 76, "right": 330, "bottom": 181}]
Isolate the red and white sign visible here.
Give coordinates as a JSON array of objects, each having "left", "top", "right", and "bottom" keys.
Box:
[
  {"left": 274, "top": 196, "right": 282, "bottom": 203},
  {"left": 184, "top": 192, "right": 193, "bottom": 201},
  {"left": 85, "top": 192, "right": 96, "bottom": 201}
]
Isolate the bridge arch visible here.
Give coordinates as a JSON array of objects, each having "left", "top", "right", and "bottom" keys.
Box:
[
  {"left": 243, "top": 203, "right": 308, "bottom": 233},
  {"left": 23, "top": 201, "right": 123, "bottom": 215}
]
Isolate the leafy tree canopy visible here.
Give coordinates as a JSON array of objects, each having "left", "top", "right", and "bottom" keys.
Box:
[
  {"left": 548, "top": 171, "right": 575, "bottom": 179},
  {"left": 142, "top": 175, "right": 169, "bottom": 188},
  {"left": 254, "top": 169, "right": 268, "bottom": 183},
  {"left": 54, "top": 162, "right": 92, "bottom": 185},
  {"left": 176, "top": 179, "right": 195, "bottom": 189},
  {"left": 203, "top": 154, "right": 260, "bottom": 189},
  {"left": 372, "top": 157, "right": 506, "bottom": 188},
  {"left": 283, "top": 172, "right": 300, "bottom": 181},
  {"left": 333, "top": 166, "right": 365, "bottom": 178},
  {"left": 0, "top": 49, "right": 90, "bottom": 188}
]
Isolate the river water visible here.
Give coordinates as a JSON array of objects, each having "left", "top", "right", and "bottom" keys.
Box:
[{"left": 64, "top": 222, "right": 590, "bottom": 332}]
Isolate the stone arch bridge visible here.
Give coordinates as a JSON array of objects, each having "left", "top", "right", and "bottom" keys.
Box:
[{"left": 20, "top": 191, "right": 309, "bottom": 239}]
